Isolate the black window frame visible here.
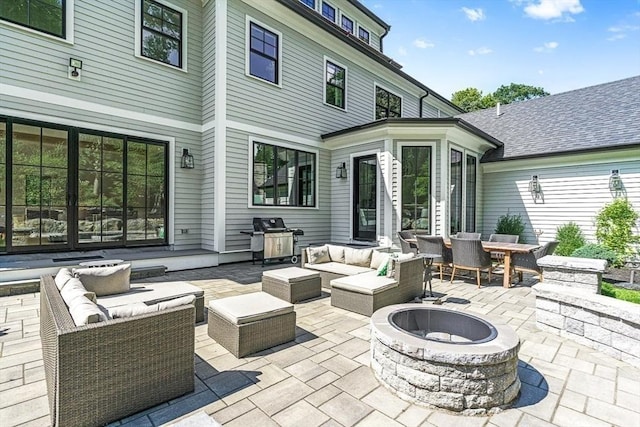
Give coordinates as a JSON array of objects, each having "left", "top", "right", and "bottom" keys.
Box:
[
  {"left": 341, "top": 15, "right": 354, "bottom": 34},
  {"left": 321, "top": 1, "right": 335, "bottom": 22},
  {"left": 375, "top": 86, "right": 402, "bottom": 119},
  {"left": 248, "top": 21, "right": 280, "bottom": 85},
  {"left": 299, "top": 0, "right": 315, "bottom": 9},
  {"left": 325, "top": 60, "right": 346, "bottom": 110},
  {"left": 252, "top": 142, "right": 316, "bottom": 208},
  {"left": 0, "top": 0, "right": 66, "bottom": 38},
  {"left": 358, "top": 27, "right": 370, "bottom": 44},
  {"left": 141, "top": 0, "right": 183, "bottom": 68}
]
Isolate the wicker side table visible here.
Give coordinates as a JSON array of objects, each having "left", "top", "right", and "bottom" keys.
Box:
[{"left": 262, "top": 267, "right": 321, "bottom": 303}]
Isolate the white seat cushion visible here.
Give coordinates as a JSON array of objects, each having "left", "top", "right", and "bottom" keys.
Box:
[
  {"left": 98, "top": 281, "right": 203, "bottom": 308},
  {"left": 304, "top": 262, "right": 373, "bottom": 276},
  {"left": 263, "top": 266, "right": 320, "bottom": 283},
  {"left": 330, "top": 271, "right": 398, "bottom": 295},
  {"left": 208, "top": 292, "right": 293, "bottom": 325}
]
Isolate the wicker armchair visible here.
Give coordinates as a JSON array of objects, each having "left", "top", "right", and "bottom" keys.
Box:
[
  {"left": 450, "top": 237, "right": 493, "bottom": 288},
  {"left": 488, "top": 233, "right": 519, "bottom": 264},
  {"left": 512, "top": 241, "right": 559, "bottom": 282},
  {"left": 455, "top": 232, "right": 482, "bottom": 239},
  {"left": 397, "top": 231, "right": 418, "bottom": 254},
  {"left": 415, "top": 235, "right": 453, "bottom": 281}
]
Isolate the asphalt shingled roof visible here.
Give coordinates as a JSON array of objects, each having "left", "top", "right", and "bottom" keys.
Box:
[{"left": 456, "top": 75, "right": 640, "bottom": 162}]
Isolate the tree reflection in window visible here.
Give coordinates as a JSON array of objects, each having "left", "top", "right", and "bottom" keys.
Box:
[
  {"left": 141, "top": 0, "right": 182, "bottom": 67},
  {"left": 0, "top": 0, "right": 65, "bottom": 38},
  {"left": 401, "top": 146, "right": 431, "bottom": 233}
]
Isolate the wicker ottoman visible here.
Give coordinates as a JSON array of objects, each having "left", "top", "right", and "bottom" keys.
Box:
[
  {"left": 262, "top": 267, "right": 321, "bottom": 303},
  {"left": 207, "top": 292, "right": 296, "bottom": 358}
]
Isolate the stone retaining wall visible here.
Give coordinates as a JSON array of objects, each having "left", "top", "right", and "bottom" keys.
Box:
[{"left": 533, "top": 256, "right": 640, "bottom": 368}]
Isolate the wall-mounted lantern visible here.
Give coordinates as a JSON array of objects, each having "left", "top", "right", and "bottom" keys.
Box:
[
  {"left": 528, "top": 175, "right": 543, "bottom": 202},
  {"left": 609, "top": 169, "right": 623, "bottom": 194},
  {"left": 336, "top": 162, "right": 347, "bottom": 179},
  {"left": 181, "top": 148, "right": 195, "bottom": 169}
]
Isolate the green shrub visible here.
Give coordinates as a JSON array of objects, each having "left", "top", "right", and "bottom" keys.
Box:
[
  {"left": 495, "top": 213, "right": 526, "bottom": 243},
  {"left": 571, "top": 244, "right": 620, "bottom": 267},
  {"left": 601, "top": 282, "right": 640, "bottom": 304},
  {"left": 555, "top": 222, "right": 586, "bottom": 256},
  {"left": 595, "top": 198, "right": 639, "bottom": 258}
]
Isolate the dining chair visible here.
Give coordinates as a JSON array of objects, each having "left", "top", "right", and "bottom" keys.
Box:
[
  {"left": 512, "top": 240, "right": 559, "bottom": 282},
  {"left": 397, "top": 231, "right": 418, "bottom": 255},
  {"left": 488, "top": 233, "right": 519, "bottom": 264},
  {"left": 449, "top": 237, "right": 493, "bottom": 288},
  {"left": 415, "top": 235, "right": 452, "bottom": 281},
  {"left": 455, "top": 232, "right": 481, "bottom": 239}
]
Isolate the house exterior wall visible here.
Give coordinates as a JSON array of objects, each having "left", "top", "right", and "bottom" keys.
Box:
[{"left": 481, "top": 152, "right": 640, "bottom": 245}]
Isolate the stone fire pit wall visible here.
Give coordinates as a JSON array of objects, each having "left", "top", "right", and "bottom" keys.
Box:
[{"left": 370, "top": 305, "right": 521, "bottom": 416}]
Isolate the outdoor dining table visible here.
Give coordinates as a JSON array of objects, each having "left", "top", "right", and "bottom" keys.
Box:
[{"left": 407, "top": 238, "right": 540, "bottom": 289}]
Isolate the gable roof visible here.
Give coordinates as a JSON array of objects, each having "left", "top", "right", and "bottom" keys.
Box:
[{"left": 456, "top": 75, "right": 640, "bottom": 162}]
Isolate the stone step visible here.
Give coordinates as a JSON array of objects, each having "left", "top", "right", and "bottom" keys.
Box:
[{"left": 130, "top": 265, "right": 167, "bottom": 280}]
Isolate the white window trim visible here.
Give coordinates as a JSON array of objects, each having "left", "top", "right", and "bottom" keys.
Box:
[
  {"left": 0, "top": 0, "right": 74, "bottom": 44},
  {"left": 349, "top": 149, "right": 381, "bottom": 244},
  {"left": 339, "top": 12, "right": 355, "bottom": 34},
  {"left": 323, "top": 56, "right": 348, "bottom": 112},
  {"left": 373, "top": 82, "right": 403, "bottom": 120},
  {"left": 299, "top": 0, "right": 318, "bottom": 12},
  {"left": 245, "top": 16, "right": 283, "bottom": 88},
  {"left": 357, "top": 24, "right": 370, "bottom": 45},
  {"left": 448, "top": 143, "right": 479, "bottom": 234},
  {"left": 397, "top": 141, "right": 437, "bottom": 236},
  {"left": 134, "top": 0, "right": 189, "bottom": 72},
  {"left": 320, "top": 1, "right": 337, "bottom": 23},
  {"left": 246, "top": 136, "right": 319, "bottom": 209}
]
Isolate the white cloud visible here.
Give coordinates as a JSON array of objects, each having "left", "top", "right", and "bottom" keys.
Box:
[
  {"left": 413, "top": 38, "right": 435, "bottom": 49},
  {"left": 468, "top": 47, "right": 493, "bottom": 56},
  {"left": 462, "top": 7, "right": 486, "bottom": 21},
  {"left": 523, "top": 0, "right": 584, "bottom": 20},
  {"left": 398, "top": 46, "right": 408, "bottom": 56},
  {"left": 607, "top": 23, "right": 640, "bottom": 41},
  {"left": 607, "top": 33, "right": 626, "bottom": 41},
  {"left": 534, "top": 41, "right": 559, "bottom": 52}
]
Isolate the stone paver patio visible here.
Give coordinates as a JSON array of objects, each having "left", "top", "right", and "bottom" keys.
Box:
[{"left": 1, "top": 261, "right": 639, "bottom": 427}]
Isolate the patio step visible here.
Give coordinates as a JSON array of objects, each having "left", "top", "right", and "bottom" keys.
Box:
[{"left": 0, "top": 265, "right": 167, "bottom": 296}]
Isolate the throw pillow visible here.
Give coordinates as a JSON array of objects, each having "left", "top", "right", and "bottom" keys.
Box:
[
  {"left": 60, "top": 278, "right": 97, "bottom": 305},
  {"left": 73, "top": 264, "right": 131, "bottom": 296},
  {"left": 108, "top": 302, "right": 157, "bottom": 319},
  {"left": 377, "top": 258, "right": 390, "bottom": 276},
  {"left": 307, "top": 246, "right": 331, "bottom": 264},
  {"left": 370, "top": 250, "right": 390, "bottom": 269},
  {"left": 326, "top": 245, "right": 346, "bottom": 263},
  {"left": 68, "top": 295, "right": 108, "bottom": 326},
  {"left": 344, "top": 248, "right": 373, "bottom": 267},
  {"left": 156, "top": 295, "right": 196, "bottom": 310},
  {"left": 396, "top": 253, "right": 415, "bottom": 261},
  {"left": 54, "top": 268, "right": 74, "bottom": 290}
]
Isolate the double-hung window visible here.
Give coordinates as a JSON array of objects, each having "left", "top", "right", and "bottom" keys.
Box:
[
  {"left": 375, "top": 86, "right": 402, "bottom": 119},
  {"left": 248, "top": 21, "right": 280, "bottom": 85},
  {"left": 358, "top": 27, "right": 370, "bottom": 44},
  {"left": 325, "top": 60, "right": 346, "bottom": 109},
  {"left": 141, "top": 0, "right": 183, "bottom": 68},
  {"left": 299, "top": 0, "right": 315, "bottom": 9},
  {"left": 0, "top": 0, "right": 65, "bottom": 38},
  {"left": 252, "top": 142, "right": 316, "bottom": 207},
  {"left": 341, "top": 15, "right": 354, "bottom": 34},
  {"left": 321, "top": 2, "right": 335, "bottom": 22}
]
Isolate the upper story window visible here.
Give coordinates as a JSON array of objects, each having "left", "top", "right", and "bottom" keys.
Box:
[
  {"left": 140, "top": 0, "right": 183, "bottom": 68},
  {"left": 375, "top": 86, "right": 402, "bottom": 119},
  {"left": 248, "top": 21, "right": 280, "bottom": 85},
  {"left": 325, "top": 59, "right": 346, "bottom": 110},
  {"left": 341, "top": 15, "right": 354, "bottom": 34},
  {"left": 253, "top": 142, "right": 316, "bottom": 207},
  {"left": 299, "top": 0, "right": 315, "bottom": 9},
  {"left": 321, "top": 2, "right": 335, "bottom": 22},
  {"left": 0, "top": 0, "right": 65, "bottom": 38},
  {"left": 358, "top": 27, "right": 370, "bottom": 44}
]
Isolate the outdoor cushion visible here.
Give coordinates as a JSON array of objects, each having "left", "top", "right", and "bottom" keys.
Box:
[
  {"left": 74, "top": 264, "right": 131, "bottom": 296},
  {"left": 97, "top": 281, "right": 204, "bottom": 309},
  {"left": 304, "top": 262, "right": 373, "bottom": 276},
  {"left": 330, "top": 271, "right": 398, "bottom": 295},
  {"left": 370, "top": 250, "right": 390, "bottom": 270},
  {"left": 307, "top": 246, "right": 331, "bottom": 264},
  {"left": 208, "top": 292, "right": 293, "bottom": 325},
  {"left": 263, "top": 266, "right": 320, "bottom": 283},
  {"left": 67, "top": 295, "right": 108, "bottom": 326},
  {"left": 109, "top": 295, "right": 195, "bottom": 319},
  {"left": 54, "top": 268, "right": 74, "bottom": 290},
  {"left": 60, "top": 278, "right": 97, "bottom": 305},
  {"left": 344, "top": 248, "right": 373, "bottom": 267},
  {"left": 326, "top": 245, "right": 346, "bottom": 263}
]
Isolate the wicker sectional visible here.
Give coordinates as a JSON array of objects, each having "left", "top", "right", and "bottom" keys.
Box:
[{"left": 40, "top": 275, "right": 195, "bottom": 427}]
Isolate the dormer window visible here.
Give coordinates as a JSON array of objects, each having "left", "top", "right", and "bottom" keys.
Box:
[
  {"left": 321, "top": 2, "right": 336, "bottom": 23},
  {"left": 341, "top": 15, "right": 354, "bottom": 34},
  {"left": 358, "top": 27, "right": 369, "bottom": 44}
]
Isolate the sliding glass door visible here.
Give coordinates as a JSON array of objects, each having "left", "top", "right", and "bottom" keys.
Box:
[{"left": 353, "top": 155, "right": 377, "bottom": 241}]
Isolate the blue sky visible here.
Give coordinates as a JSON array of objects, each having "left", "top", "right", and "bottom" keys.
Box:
[{"left": 360, "top": 0, "right": 640, "bottom": 99}]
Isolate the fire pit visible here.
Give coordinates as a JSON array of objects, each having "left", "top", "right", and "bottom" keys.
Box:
[{"left": 370, "top": 305, "right": 520, "bottom": 415}]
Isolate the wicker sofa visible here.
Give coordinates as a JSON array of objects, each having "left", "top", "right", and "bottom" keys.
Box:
[{"left": 40, "top": 274, "right": 195, "bottom": 427}]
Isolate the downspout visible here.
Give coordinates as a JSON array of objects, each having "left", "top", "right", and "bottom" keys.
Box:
[
  {"left": 419, "top": 91, "right": 430, "bottom": 118},
  {"left": 380, "top": 26, "right": 389, "bottom": 53}
]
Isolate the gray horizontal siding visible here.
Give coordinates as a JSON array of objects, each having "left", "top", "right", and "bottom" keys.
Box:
[{"left": 202, "top": 1, "right": 216, "bottom": 123}]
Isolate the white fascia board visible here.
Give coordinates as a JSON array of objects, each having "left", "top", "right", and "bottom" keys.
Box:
[{"left": 445, "top": 127, "right": 496, "bottom": 153}]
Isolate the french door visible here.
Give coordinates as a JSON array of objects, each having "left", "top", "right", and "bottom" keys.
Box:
[
  {"left": 1, "top": 118, "right": 168, "bottom": 253},
  {"left": 353, "top": 155, "right": 377, "bottom": 241}
]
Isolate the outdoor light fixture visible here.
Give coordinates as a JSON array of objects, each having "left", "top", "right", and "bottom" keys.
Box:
[
  {"left": 181, "top": 148, "right": 195, "bottom": 169},
  {"left": 336, "top": 162, "right": 347, "bottom": 179},
  {"left": 69, "top": 58, "right": 83, "bottom": 77},
  {"left": 609, "top": 170, "right": 623, "bottom": 194},
  {"left": 528, "top": 175, "right": 543, "bottom": 202}
]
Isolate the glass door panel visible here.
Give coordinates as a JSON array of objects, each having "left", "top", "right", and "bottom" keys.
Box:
[
  {"left": 401, "top": 146, "right": 431, "bottom": 233},
  {"left": 353, "top": 155, "right": 377, "bottom": 241},
  {"left": 0, "top": 122, "right": 6, "bottom": 251}
]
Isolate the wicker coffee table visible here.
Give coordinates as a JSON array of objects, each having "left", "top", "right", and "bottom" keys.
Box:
[{"left": 262, "top": 266, "right": 321, "bottom": 303}]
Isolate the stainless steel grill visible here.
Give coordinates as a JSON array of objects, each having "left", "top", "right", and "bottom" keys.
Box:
[{"left": 241, "top": 218, "right": 303, "bottom": 265}]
